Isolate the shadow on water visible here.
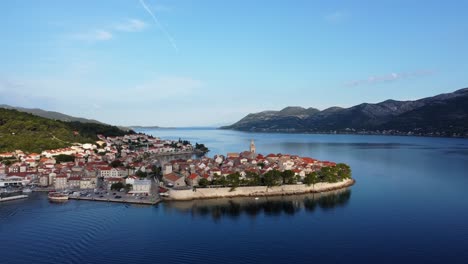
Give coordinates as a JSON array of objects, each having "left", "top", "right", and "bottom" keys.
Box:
[{"left": 164, "top": 188, "right": 352, "bottom": 221}]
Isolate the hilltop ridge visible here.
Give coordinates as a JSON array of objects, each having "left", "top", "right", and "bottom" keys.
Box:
[{"left": 221, "top": 88, "right": 468, "bottom": 137}]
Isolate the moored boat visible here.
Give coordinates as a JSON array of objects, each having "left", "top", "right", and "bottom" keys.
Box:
[
  {"left": 48, "top": 192, "right": 69, "bottom": 201},
  {"left": 22, "top": 188, "right": 32, "bottom": 193}
]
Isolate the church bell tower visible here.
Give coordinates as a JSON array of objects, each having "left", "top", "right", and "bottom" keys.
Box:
[{"left": 250, "top": 139, "right": 256, "bottom": 153}]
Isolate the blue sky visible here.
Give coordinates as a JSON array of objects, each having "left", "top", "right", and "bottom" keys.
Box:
[{"left": 1, "top": 0, "right": 468, "bottom": 127}]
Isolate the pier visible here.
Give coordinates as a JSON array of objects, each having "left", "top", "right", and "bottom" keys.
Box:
[
  {"left": 0, "top": 194, "right": 28, "bottom": 202},
  {"left": 69, "top": 195, "right": 161, "bottom": 205}
]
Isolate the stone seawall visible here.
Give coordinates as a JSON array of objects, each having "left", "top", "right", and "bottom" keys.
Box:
[{"left": 167, "top": 178, "right": 355, "bottom": 201}]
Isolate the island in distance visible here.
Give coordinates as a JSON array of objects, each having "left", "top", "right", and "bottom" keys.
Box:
[{"left": 221, "top": 87, "right": 468, "bottom": 138}]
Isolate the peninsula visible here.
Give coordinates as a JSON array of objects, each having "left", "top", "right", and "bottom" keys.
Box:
[{"left": 162, "top": 140, "right": 354, "bottom": 201}]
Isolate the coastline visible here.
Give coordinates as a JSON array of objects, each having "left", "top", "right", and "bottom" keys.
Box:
[
  {"left": 166, "top": 178, "right": 355, "bottom": 201},
  {"left": 218, "top": 128, "right": 468, "bottom": 139}
]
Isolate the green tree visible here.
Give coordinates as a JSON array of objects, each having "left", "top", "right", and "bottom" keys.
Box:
[
  {"left": 198, "top": 178, "right": 209, "bottom": 187},
  {"left": 245, "top": 171, "right": 261, "bottom": 186},
  {"left": 2, "top": 159, "right": 13, "bottom": 166},
  {"left": 336, "top": 163, "right": 351, "bottom": 180},
  {"left": 55, "top": 154, "right": 75, "bottom": 163},
  {"left": 195, "top": 143, "right": 209, "bottom": 153},
  {"left": 295, "top": 175, "right": 302, "bottom": 183},
  {"left": 304, "top": 172, "right": 319, "bottom": 186},
  {"left": 226, "top": 172, "right": 241, "bottom": 191},
  {"left": 281, "top": 170, "right": 296, "bottom": 184},
  {"left": 263, "top": 170, "right": 282, "bottom": 187},
  {"left": 135, "top": 170, "right": 147, "bottom": 179},
  {"left": 319, "top": 167, "right": 338, "bottom": 183},
  {"left": 110, "top": 160, "right": 123, "bottom": 168},
  {"left": 110, "top": 182, "right": 124, "bottom": 190},
  {"left": 151, "top": 165, "right": 161, "bottom": 176},
  {"left": 212, "top": 175, "right": 227, "bottom": 186}
]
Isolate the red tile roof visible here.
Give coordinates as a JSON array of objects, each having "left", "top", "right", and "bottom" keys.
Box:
[
  {"left": 164, "top": 173, "right": 181, "bottom": 182},
  {"left": 68, "top": 177, "right": 81, "bottom": 181},
  {"left": 188, "top": 173, "right": 199, "bottom": 180},
  {"left": 301, "top": 157, "right": 317, "bottom": 164},
  {"left": 106, "top": 177, "right": 124, "bottom": 182}
]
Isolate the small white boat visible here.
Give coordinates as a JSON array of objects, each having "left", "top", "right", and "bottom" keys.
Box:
[
  {"left": 48, "top": 192, "right": 69, "bottom": 201},
  {"left": 22, "top": 188, "right": 32, "bottom": 193}
]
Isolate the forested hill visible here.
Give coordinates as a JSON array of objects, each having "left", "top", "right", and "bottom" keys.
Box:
[{"left": 0, "top": 108, "right": 132, "bottom": 153}]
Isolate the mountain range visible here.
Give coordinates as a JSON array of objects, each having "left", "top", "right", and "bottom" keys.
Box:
[{"left": 221, "top": 88, "right": 468, "bottom": 137}]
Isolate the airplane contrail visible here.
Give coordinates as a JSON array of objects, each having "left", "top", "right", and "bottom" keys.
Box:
[{"left": 139, "top": 0, "right": 178, "bottom": 52}]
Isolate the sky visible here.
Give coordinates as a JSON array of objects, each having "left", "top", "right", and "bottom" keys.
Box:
[{"left": 1, "top": 0, "right": 468, "bottom": 127}]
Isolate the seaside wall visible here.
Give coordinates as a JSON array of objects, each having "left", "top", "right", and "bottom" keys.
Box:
[{"left": 167, "top": 178, "right": 355, "bottom": 201}]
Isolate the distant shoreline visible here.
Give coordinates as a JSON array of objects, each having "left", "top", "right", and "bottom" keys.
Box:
[
  {"left": 132, "top": 126, "right": 216, "bottom": 130},
  {"left": 217, "top": 128, "right": 468, "bottom": 139},
  {"left": 131, "top": 126, "right": 176, "bottom": 130},
  {"left": 166, "top": 179, "right": 355, "bottom": 201}
]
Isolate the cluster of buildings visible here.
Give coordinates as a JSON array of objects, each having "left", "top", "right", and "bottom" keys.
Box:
[
  {"left": 0, "top": 134, "right": 338, "bottom": 196},
  {"left": 0, "top": 134, "right": 195, "bottom": 194},
  {"left": 162, "top": 140, "right": 336, "bottom": 187}
]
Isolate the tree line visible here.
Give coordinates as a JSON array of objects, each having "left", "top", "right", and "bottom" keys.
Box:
[{"left": 197, "top": 163, "right": 351, "bottom": 190}]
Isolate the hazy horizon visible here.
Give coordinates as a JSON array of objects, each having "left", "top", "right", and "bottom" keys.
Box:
[{"left": 2, "top": 0, "right": 468, "bottom": 126}]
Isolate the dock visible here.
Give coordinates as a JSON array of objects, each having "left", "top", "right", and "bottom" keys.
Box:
[
  {"left": 69, "top": 195, "right": 161, "bottom": 205},
  {"left": 0, "top": 195, "right": 28, "bottom": 202}
]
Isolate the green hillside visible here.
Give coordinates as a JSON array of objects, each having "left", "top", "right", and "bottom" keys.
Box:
[{"left": 0, "top": 108, "right": 131, "bottom": 153}]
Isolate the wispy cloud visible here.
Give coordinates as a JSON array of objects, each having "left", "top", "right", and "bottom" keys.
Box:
[
  {"left": 325, "top": 11, "right": 349, "bottom": 23},
  {"left": 72, "top": 30, "right": 113, "bottom": 41},
  {"left": 139, "top": 0, "right": 178, "bottom": 52},
  {"left": 345, "top": 70, "right": 436, "bottom": 87},
  {"left": 72, "top": 19, "right": 147, "bottom": 43},
  {"left": 115, "top": 19, "right": 147, "bottom": 32}
]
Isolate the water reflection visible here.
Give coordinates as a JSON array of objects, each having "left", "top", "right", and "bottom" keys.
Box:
[
  {"left": 271, "top": 142, "right": 419, "bottom": 150},
  {"left": 164, "top": 188, "right": 352, "bottom": 220}
]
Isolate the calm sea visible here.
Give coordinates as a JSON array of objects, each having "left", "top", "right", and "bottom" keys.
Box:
[{"left": 1, "top": 128, "right": 468, "bottom": 264}]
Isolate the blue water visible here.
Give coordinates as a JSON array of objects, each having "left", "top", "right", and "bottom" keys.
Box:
[{"left": 1, "top": 128, "right": 468, "bottom": 264}]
